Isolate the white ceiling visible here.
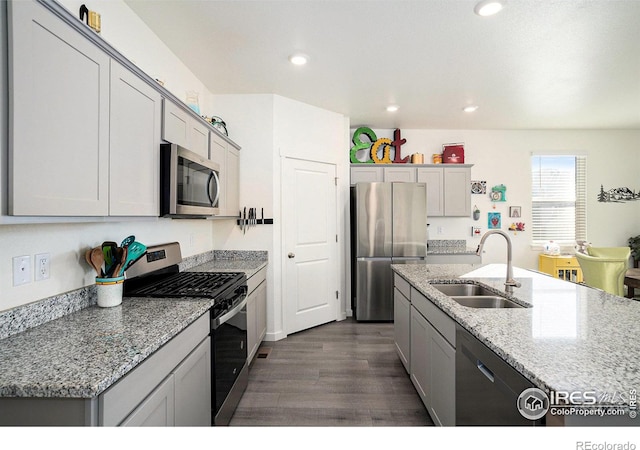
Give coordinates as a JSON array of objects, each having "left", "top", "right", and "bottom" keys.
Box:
[{"left": 125, "top": 0, "right": 640, "bottom": 130}]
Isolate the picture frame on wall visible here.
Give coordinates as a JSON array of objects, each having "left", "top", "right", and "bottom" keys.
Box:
[
  {"left": 488, "top": 212, "right": 501, "bottom": 229},
  {"left": 509, "top": 206, "right": 521, "bottom": 218}
]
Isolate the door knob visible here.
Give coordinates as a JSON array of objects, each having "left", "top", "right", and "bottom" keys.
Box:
[{"left": 288, "top": 252, "right": 295, "bottom": 259}]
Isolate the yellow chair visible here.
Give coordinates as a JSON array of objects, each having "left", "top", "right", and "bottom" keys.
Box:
[{"left": 575, "top": 247, "right": 630, "bottom": 296}]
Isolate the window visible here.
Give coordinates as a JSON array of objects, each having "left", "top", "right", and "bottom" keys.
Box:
[{"left": 531, "top": 155, "right": 587, "bottom": 244}]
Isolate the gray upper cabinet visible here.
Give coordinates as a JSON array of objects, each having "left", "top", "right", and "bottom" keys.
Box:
[
  {"left": 417, "top": 166, "right": 471, "bottom": 217},
  {"left": 8, "top": 0, "right": 110, "bottom": 216},
  {"left": 210, "top": 131, "right": 240, "bottom": 217},
  {"left": 109, "top": 61, "right": 161, "bottom": 216},
  {"left": 352, "top": 164, "right": 472, "bottom": 217},
  {"left": 350, "top": 166, "right": 383, "bottom": 184},
  {"left": 5, "top": 0, "right": 242, "bottom": 219},
  {"left": 162, "top": 99, "right": 209, "bottom": 158}
]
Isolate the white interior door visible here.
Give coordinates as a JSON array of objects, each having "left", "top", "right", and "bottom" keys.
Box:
[{"left": 283, "top": 158, "right": 338, "bottom": 335}]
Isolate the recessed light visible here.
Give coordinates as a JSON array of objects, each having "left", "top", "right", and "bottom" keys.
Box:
[
  {"left": 474, "top": 0, "right": 505, "bottom": 16},
  {"left": 289, "top": 53, "right": 309, "bottom": 66},
  {"left": 386, "top": 105, "right": 399, "bottom": 112},
  {"left": 463, "top": 105, "right": 479, "bottom": 113}
]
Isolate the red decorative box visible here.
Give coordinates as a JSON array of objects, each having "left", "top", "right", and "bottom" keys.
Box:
[{"left": 442, "top": 143, "right": 464, "bottom": 164}]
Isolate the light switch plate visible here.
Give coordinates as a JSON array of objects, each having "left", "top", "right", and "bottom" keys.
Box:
[{"left": 13, "top": 255, "right": 31, "bottom": 286}]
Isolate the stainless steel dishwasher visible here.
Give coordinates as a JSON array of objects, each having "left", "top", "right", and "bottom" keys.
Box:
[{"left": 456, "top": 325, "right": 543, "bottom": 426}]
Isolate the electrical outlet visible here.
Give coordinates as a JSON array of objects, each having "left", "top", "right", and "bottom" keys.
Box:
[
  {"left": 35, "top": 253, "right": 50, "bottom": 281},
  {"left": 13, "top": 255, "right": 31, "bottom": 286},
  {"left": 437, "top": 226, "right": 444, "bottom": 235}
]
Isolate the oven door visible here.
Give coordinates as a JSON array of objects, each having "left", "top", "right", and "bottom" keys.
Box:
[
  {"left": 212, "top": 297, "right": 248, "bottom": 424},
  {"left": 161, "top": 144, "right": 220, "bottom": 217}
]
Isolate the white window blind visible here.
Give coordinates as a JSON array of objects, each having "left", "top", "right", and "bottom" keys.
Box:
[{"left": 531, "top": 155, "right": 587, "bottom": 244}]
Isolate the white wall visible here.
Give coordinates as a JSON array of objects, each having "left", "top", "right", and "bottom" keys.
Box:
[
  {"left": 209, "top": 94, "right": 280, "bottom": 338},
  {"left": 361, "top": 128, "right": 640, "bottom": 269},
  {"left": 0, "top": 0, "right": 219, "bottom": 312},
  {"left": 212, "top": 94, "right": 349, "bottom": 340}
]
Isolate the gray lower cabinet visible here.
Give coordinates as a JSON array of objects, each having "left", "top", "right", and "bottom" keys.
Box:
[
  {"left": 393, "top": 274, "right": 411, "bottom": 373},
  {"left": 100, "top": 313, "right": 211, "bottom": 426},
  {"left": 409, "top": 287, "right": 456, "bottom": 426},
  {"left": 0, "top": 312, "right": 211, "bottom": 426},
  {"left": 120, "top": 375, "right": 175, "bottom": 426},
  {"left": 246, "top": 267, "right": 268, "bottom": 364},
  {"left": 120, "top": 336, "right": 211, "bottom": 427}
]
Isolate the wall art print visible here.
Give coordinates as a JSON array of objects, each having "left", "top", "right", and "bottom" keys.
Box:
[
  {"left": 488, "top": 212, "right": 501, "bottom": 229},
  {"left": 471, "top": 181, "right": 486, "bottom": 194},
  {"left": 597, "top": 185, "right": 640, "bottom": 203}
]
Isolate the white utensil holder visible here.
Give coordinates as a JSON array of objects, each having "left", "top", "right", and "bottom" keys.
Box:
[{"left": 95, "top": 276, "right": 125, "bottom": 307}]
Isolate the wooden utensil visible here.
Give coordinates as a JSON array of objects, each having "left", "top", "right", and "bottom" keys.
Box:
[{"left": 90, "top": 247, "right": 105, "bottom": 277}]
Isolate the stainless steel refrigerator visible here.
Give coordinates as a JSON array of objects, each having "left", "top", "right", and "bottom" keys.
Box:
[{"left": 350, "top": 182, "right": 427, "bottom": 321}]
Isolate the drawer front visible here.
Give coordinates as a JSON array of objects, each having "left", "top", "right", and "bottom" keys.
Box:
[
  {"left": 557, "top": 259, "right": 579, "bottom": 268},
  {"left": 394, "top": 273, "right": 411, "bottom": 300},
  {"left": 410, "top": 287, "right": 456, "bottom": 347},
  {"left": 247, "top": 266, "right": 267, "bottom": 294}
]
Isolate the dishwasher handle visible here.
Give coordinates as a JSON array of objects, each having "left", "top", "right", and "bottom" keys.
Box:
[{"left": 477, "top": 360, "right": 495, "bottom": 383}]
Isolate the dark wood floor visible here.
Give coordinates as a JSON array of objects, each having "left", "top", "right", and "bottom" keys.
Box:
[{"left": 229, "top": 318, "right": 434, "bottom": 426}]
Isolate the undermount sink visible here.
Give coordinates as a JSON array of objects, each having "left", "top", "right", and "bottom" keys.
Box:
[
  {"left": 430, "top": 283, "right": 526, "bottom": 309},
  {"left": 451, "top": 295, "right": 524, "bottom": 309},
  {"left": 430, "top": 283, "right": 497, "bottom": 297}
]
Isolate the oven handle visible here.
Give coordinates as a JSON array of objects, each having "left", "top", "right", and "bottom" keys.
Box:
[{"left": 212, "top": 294, "right": 247, "bottom": 329}]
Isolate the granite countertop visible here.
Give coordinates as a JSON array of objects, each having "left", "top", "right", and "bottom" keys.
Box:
[
  {"left": 392, "top": 263, "right": 640, "bottom": 406},
  {"left": 0, "top": 255, "right": 267, "bottom": 399}
]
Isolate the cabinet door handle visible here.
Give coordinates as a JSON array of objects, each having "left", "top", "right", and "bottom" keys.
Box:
[{"left": 288, "top": 252, "right": 295, "bottom": 259}]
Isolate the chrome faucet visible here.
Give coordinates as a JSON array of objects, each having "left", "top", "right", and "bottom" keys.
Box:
[{"left": 476, "top": 230, "right": 522, "bottom": 293}]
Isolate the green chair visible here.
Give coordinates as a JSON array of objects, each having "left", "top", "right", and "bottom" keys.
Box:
[{"left": 575, "top": 247, "right": 630, "bottom": 296}]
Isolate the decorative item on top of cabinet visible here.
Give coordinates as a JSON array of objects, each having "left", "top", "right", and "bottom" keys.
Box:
[
  {"left": 79, "top": 4, "right": 101, "bottom": 34},
  {"left": 442, "top": 143, "right": 464, "bottom": 164},
  {"left": 349, "top": 127, "right": 408, "bottom": 164},
  {"left": 202, "top": 115, "right": 228, "bottom": 136}
]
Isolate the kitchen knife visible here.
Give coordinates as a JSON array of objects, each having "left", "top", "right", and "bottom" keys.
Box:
[{"left": 243, "top": 207, "right": 247, "bottom": 235}]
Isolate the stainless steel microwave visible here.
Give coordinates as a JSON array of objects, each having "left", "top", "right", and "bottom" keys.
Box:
[{"left": 160, "top": 143, "right": 221, "bottom": 217}]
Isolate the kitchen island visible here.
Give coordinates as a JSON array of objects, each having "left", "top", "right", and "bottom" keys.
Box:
[
  {"left": 392, "top": 262, "right": 640, "bottom": 426},
  {"left": 0, "top": 254, "right": 267, "bottom": 426}
]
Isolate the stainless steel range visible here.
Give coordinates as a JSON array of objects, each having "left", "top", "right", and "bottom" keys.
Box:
[{"left": 124, "top": 242, "right": 248, "bottom": 426}]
